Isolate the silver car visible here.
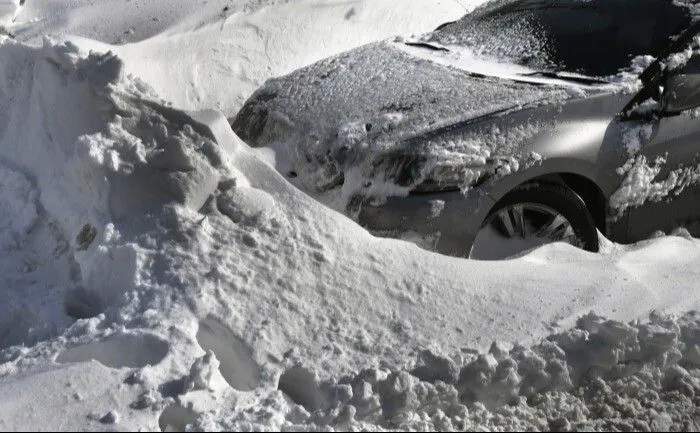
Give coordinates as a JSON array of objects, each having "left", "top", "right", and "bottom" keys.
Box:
[{"left": 231, "top": 0, "right": 700, "bottom": 259}]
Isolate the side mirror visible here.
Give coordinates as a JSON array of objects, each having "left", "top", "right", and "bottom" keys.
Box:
[{"left": 662, "top": 73, "right": 700, "bottom": 113}]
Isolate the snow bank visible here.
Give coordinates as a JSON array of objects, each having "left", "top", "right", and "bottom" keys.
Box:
[
  {"left": 187, "top": 311, "right": 700, "bottom": 431},
  {"left": 2, "top": 2, "right": 700, "bottom": 430}
]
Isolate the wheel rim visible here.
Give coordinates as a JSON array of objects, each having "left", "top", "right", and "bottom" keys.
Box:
[{"left": 469, "top": 203, "right": 579, "bottom": 260}]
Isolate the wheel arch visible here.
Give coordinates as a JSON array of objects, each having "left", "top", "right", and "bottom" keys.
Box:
[
  {"left": 486, "top": 171, "right": 609, "bottom": 236},
  {"left": 555, "top": 173, "right": 608, "bottom": 235},
  {"left": 488, "top": 172, "right": 609, "bottom": 236}
]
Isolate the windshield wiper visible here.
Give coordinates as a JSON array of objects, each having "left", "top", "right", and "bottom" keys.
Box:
[
  {"left": 518, "top": 71, "right": 609, "bottom": 85},
  {"left": 622, "top": 20, "right": 700, "bottom": 116},
  {"left": 403, "top": 41, "right": 450, "bottom": 52}
]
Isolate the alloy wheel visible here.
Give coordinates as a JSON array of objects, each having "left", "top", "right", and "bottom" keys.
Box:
[{"left": 469, "top": 203, "right": 579, "bottom": 260}]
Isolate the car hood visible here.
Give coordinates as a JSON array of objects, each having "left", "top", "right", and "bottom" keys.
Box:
[{"left": 232, "top": 41, "right": 593, "bottom": 191}]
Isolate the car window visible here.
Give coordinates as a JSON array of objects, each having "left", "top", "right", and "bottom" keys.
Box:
[
  {"left": 430, "top": 0, "right": 692, "bottom": 78},
  {"left": 663, "top": 55, "right": 700, "bottom": 112},
  {"left": 676, "top": 53, "right": 700, "bottom": 76}
]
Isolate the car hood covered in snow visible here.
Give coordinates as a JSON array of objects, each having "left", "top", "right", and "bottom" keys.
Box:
[{"left": 232, "top": 40, "right": 582, "bottom": 192}]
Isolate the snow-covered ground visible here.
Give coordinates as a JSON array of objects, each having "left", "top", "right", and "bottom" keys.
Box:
[{"left": 1, "top": 0, "right": 700, "bottom": 431}]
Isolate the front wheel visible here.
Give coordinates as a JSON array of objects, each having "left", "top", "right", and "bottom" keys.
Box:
[{"left": 468, "top": 182, "right": 599, "bottom": 260}]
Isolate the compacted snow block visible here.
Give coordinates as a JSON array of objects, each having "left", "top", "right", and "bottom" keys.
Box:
[{"left": 0, "top": 37, "right": 228, "bottom": 315}]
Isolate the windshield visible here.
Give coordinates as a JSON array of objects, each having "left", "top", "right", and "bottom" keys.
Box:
[{"left": 429, "top": 0, "right": 692, "bottom": 78}]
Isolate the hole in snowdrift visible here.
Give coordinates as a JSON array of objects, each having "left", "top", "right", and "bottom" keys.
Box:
[
  {"left": 158, "top": 404, "right": 198, "bottom": 432},
  {"left": 64, "top": 288, "right": 104, "bottom": 319},
  {"left": 56, "top": 334, "right": 169, "bottom": 368},
  {"left": 278, "top": 366, "right": 322, "bottom": 412},
  {"left": 196, "top": 318, "right": 261, "bottom": 391},
  {"left": 75, "top": 223, "right": 98, "bottom": 251},
  {"left": 0, "top": 307, "right": 57, "bottom": 350}
]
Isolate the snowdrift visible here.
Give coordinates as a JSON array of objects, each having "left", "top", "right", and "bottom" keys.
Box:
[
  {"left": 2, "top": 21, "right": 700, "bottom": 431},
  {"left": 110, "top": 0, "right": 470, "bottom": 117}
]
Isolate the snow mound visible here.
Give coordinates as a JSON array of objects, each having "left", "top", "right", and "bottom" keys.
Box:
[
  {"left": 0, "top": 36, "right": 227, "bottom": 314},
  {"left": 202, "top": 311, "right": 700, "bottom": 431}
]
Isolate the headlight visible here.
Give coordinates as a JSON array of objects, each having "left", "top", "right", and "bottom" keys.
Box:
[
  {"left": 413, "top": 165, "right": 489, "bottom": 193},
  {"left": 370, "top": 154, "right": 428, "bottom": 187},
  {"left": 230, "top": 88, "right": 279, "bottom": 146},
  {"left": 368, "top": 152, "right": 495, "bottom": 193}
]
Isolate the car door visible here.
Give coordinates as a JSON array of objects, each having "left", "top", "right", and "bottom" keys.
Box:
[{"left": 624, "top": 54, "right": 700, "bottom": 241}]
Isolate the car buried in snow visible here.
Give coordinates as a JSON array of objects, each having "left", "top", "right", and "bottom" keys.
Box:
[{"left": 231, "top": 0, "right": 700, "bottom": 260}]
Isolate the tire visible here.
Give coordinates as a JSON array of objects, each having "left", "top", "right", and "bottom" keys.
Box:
[{"left": 469, "top": 182, "right": 599, "bottom": 260}]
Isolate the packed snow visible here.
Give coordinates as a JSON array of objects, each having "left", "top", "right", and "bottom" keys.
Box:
[{"left": 2, "top": 0, "right": 700, "bottom": 431}]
